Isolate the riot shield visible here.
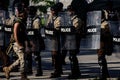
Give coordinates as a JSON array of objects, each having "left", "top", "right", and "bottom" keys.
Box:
[
  {"left": 58, "top": 12, "right": 77, "bottom": 50},
  {"left": 108, "top": 21, "right": 120, "bottom": 55},
  {"left": 4, "top": 25, "right": 12, "bottom": 47},
  {"left": 0, "top": 10, "right": 5, "bottom": 46},
  {"left": 80, "top": 11, "right": 101, "bottom": 50},
  {"left": 26, "top": 15, "right": 33, "bottom": 29},
  {"left": 26, "top": 15, "right": 40, "bottom": 52},
  {"left": 44, "top": 14, "right": 59, "bottom": 51}
]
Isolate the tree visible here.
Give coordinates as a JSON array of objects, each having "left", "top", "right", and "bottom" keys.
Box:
[{"left": 31, "top": 0, "right": 55, "bottom": 13}]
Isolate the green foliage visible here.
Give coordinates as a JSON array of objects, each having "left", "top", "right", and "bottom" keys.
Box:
[
  {"left": 31, "top": 0, "right": 43, "bottom": 3},
  {"left": 31, "top": 0, "right": 55, "bottom": 13}
]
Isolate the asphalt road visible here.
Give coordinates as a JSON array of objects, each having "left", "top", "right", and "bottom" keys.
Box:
[{"left": 0, "top": 50, "right": 120, "bottom": 80}]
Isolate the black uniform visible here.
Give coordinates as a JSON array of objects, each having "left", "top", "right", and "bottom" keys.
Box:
[
  {"left": 26, "top": 6, "right": 43, "bottom": 76},
  {"left": 97, "top": 10, "right": 113, "bottom": 79}
]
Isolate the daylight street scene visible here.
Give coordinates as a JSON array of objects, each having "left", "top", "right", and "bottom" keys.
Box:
[{"left": 0, "top": 0, "right": 120, "bottom": 80}]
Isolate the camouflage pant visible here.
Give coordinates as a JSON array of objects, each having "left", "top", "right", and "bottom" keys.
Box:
[{"left": 10, "top": 42, "right": 26, "bottom": 73}]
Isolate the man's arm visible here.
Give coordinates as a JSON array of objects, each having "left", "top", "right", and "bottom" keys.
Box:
[{"left": 13, "top": 22, "right": 23, "bottom": 47}]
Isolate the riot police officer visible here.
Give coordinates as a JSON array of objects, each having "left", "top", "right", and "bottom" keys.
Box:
[
  {"left": 45, "top": 5, "right": 63, "bottom": 78},
  {"left": 61, "top": 5, "right": 82, "bottom": 79},
  {"left": 0, "top": 3, "right": 10, "bottom": 70},
  {"left": 51, "top": 2, "right": 64, "bottom": 66},
  {"left": 26, "top": 6, "right": 43, "bottom": 76},
  {"left": 97, "top": 10, "right": 113, "bottom": 79}
]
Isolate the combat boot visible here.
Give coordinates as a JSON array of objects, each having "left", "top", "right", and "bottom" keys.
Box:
[
  {"left": 68, "top": 63, "right": 81, "bottom": 79},
  {"left": 50, "top": 71, "right": 61, "bottom": 78},
  {"left": 61, "top": 50, "right": 67, "bottom": 65},
  {"left": 35, "top": 62, "right": 43, "bottom": 76},
  {"left": 26, "top": 53, "right": 33, "bottom": 75},
  {"left": 98, "top": 56, "right": 110, "bottom": 79},
  {"left": 36, "top": 69, "right": 43, "bottom": 76},
  {"left": 50, "top": 54, "right": 62, "bottom": 78},
  {"left": 3, "top": 66, "right": 11, "bottom": 79},
  {"left": 68, "top": 54, "right": 81, "bottom": 79},
  {"left": 21, "top": 73, "right": 29, "bottom": 80},
  {"left": 35, "top": 53, "right": 43, "bottom": 76}
]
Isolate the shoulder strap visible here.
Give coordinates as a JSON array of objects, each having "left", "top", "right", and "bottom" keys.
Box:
[
  {"left": 53, "top": 16, "right": 58, "bottom": 21},
  {"left": 13, "top": 18, "right": 22, "bottom": 25},
  {"left": 33, "top": 16, "right": 41, "bottom": 21}
]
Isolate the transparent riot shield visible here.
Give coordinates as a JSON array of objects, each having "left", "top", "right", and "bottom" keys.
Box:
[
  {"left": 4, "top": 25, "right": 12, "bottom": 47},
  {"left": 26, "top": 15, "right": 41, "bottom": 52},
  {"left": 44, "top": 13, "right": 60, "bottom": 51},
  {"left": 80, "top": 11, "right": 101, "bottom": 50},
  {"left": 0, "top": 10, "right": 5, "bottom": 46},
  {"left": 26, "top": 15, "right": 33, "bottom": 29},
  {"left": 58, "top": 12, "right": 76, "bottom": 50},
  {"left": 108, "top": 21, "right": 120, "bottom": 55}
]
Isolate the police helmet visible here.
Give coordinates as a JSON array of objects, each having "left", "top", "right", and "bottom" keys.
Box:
[
  {"left": 50, "top": 5, "right": 58, "bottom": 12},
  {"left": 56, "top": 2, "right": 63, "bottom": 11},
  {"left": 67, "top": 5, "right": 75, "bottom": 11},
  {"left": 28, "top": 6, "right": 37, "bottom": 15},
  {"left": 15, "top": 3, "right": 25, "bottom": 13}
]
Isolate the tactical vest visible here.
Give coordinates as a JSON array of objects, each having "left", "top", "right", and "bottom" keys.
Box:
[
  {"left": 11, "top": 18, "right": 28, "bottom": 44},
  {"left": 60, "top": 16, "right": 75, "bottom": 35},
  {"left": 26, "top": 15, "right": 41, "bottom": 39}
]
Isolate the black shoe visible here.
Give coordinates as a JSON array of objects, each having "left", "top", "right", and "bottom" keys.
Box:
[
  {"left": 50, "top": 73, "right": 61, "bottom": 78},
  {"left": 51, "top": 71, "right": 63, "bottom": 75},
  {"left": 21, "top": 74, "right": 29, "bottom": 80},
  {"left": 100, "top": 73, "right": 110, "bottom": 79},
  {"left": 35, "top": 72, "right": 43, "bottom": 76},
  {"left": 68, "top": 73, "right": 81, "bottom": 79},
  {"left": 26, "top": 71, "right": 33, "bottom": 75}
]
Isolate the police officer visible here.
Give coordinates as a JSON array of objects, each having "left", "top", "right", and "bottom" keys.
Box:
[
  {"left": 46, "top": 5, "right": 63, "bottom": 78},
  {"left": 26, "top": 6, "right": 43, "bottom": 76},
  {"left": 0, "top": 2, "right": 10, "bottom": 71},
  {"left": 97, "top": 9, "right": 113, "bottom": 79},
  {"left": 51, "top": 2, "right": 64, "bottom": 66},
  {"left": 61, "top": 5, "right": 82, "bottom": 79},
  {"left": 3, "top": 3, "right": 29, "bottom": 80}
]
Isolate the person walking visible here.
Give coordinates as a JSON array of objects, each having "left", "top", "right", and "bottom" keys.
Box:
[{"left": 3, "top": 3, "right": 30, "bottom": 80}]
